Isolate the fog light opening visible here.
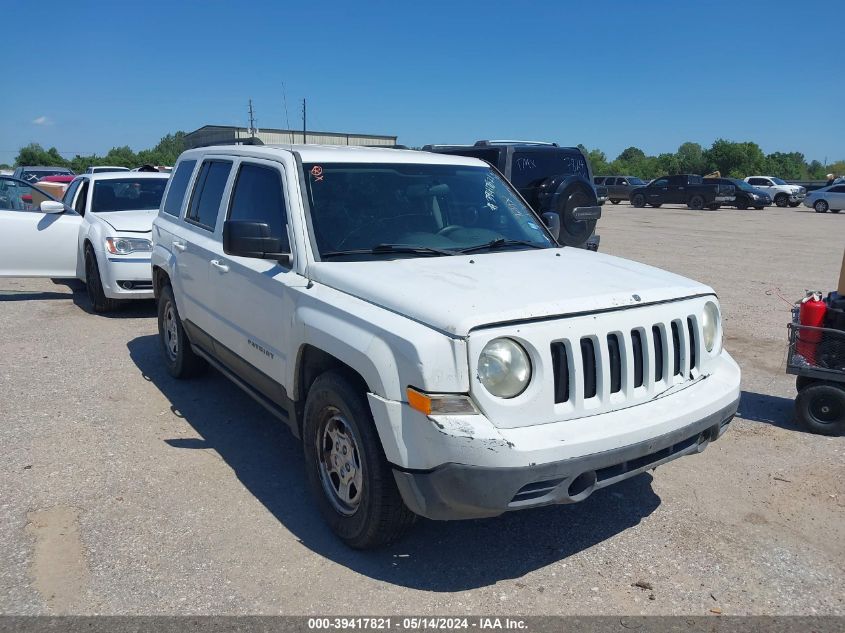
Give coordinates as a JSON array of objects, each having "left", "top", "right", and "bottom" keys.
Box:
[
  {"left": 121, "top": 281, "right": 134, "bottom": 290},
  {"left": 567, "top": 471, "right": 597, "bottom": 499}
]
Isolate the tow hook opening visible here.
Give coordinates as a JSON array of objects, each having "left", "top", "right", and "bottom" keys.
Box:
[{"left": 567, "top": 471, "right": 597, "bottom": 499}]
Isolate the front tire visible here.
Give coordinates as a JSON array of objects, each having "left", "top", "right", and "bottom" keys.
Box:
[
  {"left": 795, "top": 383, "right": 845, "bottom": 435},
  {"left": 303, "top": 371, "right": 416, "bottom": 549},
  {"left": 610, "top": 198, "right": 620, "bottom": 205},
  {"left": 814, "top": 200, "right": 829, "bottom": 213},
  {"left": 84, "top": 246, "right": 119, "bottom": 313},
  {"left": 631, "top": 193, "right": 646, "bottom": 208},
  {"left": 736, "top": 200, "right": 749, "bottom": 210},
  {"left": 775, "top": 194, "right": 789, "bottom": 207},
  {"left": 157, "top": 284, "right": 207, "bottom": 378},
  {"left": 688, "top": 195, "right": 705, "bottom": 210}
]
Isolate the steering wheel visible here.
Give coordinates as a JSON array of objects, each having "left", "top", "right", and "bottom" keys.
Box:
[{"left": 437, "top": 225, "right": 464, "bottom": 237}]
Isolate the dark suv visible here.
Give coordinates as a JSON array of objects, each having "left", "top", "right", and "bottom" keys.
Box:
[
  {"left": 595, "top": 176, "right": 647, "bottom": 204},
  {"left": 424, "top": 141, "right": 601, "bottom": 250}
]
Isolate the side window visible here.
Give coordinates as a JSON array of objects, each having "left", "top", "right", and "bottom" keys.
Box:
[
  {"left": 653, "top": 179, "right": 669, "bottom": 187},
  {"left": 63, "top": 179, "right": 81, "bottom": 206},
  {"left": 74, "top": 181, "right": 89, "bottom": 216},
  {"left": 227, "top": 163, "right": 290, "bottom": 251},
  {"left": 831, "top": 186, "right": 845, "bottom": 193},
  {"left": 162, "top": 159, "right": 196, "bottom": 217},
  {"left": 186, "top": 160, "right": 232, "bottom": 230},
  {"left": 606, "top": 177, "right": 617, "bottom": 185},
  {"left": 0, "top": 179, "right": 42, "bottom": 211},
  {"left": 593, "top": 177, "right": 604, "bottom": 185}
]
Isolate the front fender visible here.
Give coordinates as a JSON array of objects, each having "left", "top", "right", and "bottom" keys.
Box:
[{"left": 291, "top": 286, "right": 470, "bottom": 402}]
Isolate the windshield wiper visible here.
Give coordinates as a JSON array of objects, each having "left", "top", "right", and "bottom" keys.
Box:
[
  {"left": 321, "top": 243, "right": 458, "bottom": 259},
  {"left": 457, "top": 238, "right": 546, "bottom": 254}
]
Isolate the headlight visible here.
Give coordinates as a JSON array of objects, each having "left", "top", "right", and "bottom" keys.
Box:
[
  {"left": 702, "top": 301, "right": 721, "bottom": 353},
  {"left": 477, "top": 338, "right": 532, "bottom": 398},
  {"left": 105, "top": 237, "right": 152, "bottom": 255}
]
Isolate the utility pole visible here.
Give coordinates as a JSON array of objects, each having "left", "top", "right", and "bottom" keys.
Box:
[
  {"left": 302, "top": 98, "right": 307, "bottom": 144},
  {"left": 247, "top": 99, "right": 256, "bottom": 137}
]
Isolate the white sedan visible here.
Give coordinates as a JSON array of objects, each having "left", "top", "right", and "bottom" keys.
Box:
[
  {"left": 803, "top": 184, "right": 845, "bottom": 214},
  {"left": 0, "top": 172, "right": 169, "bottom": 312}
]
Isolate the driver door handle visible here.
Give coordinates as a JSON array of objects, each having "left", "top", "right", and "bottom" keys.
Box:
[
  {"left": 210, "top": 259, "right": 229, "bottom": 273},
  {"left": 172, "top": 240, "right": 186, "bottom": 252}
]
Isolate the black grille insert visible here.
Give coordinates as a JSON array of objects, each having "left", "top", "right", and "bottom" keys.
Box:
[
  {"left": 652, "top": 325, "right": 664, "bottom": 382},
  {"left": 687, "top": 317, "right": 697, "bottom": 370},
  {"left": 550, "top": 342, "right": 570, "bottom": 404},
  {"left": 631, "top": 329, "right": 644, "bottom": 388},
  {"left": 671, "top": 321, "right": 681, "bottom": 376},
  {"left": 607, "top": 334, "right": 622, "bottom": 393},
  {"left": 581, "top": 338, "right": 597, "bottom": 399}
]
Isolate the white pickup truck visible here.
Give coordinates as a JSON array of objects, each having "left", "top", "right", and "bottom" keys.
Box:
[
  {"left": 151, "top": 145, "right": 741, "bottom": 548},
  {"left": 744, "top": 176, "right": 806, "bottom": 207}
]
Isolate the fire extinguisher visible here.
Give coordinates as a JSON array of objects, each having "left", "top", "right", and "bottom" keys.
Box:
[{"left": 796, "top": 291, "right": 826, "bottom": 364}]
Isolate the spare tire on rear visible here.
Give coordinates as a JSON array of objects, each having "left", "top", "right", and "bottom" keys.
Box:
[{"left": 553, "top": 185, "right": 599, "bottom": 247}]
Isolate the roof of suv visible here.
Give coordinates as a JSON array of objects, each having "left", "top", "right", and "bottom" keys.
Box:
[{"left": 181, "top": 144, "right": 485, "bottom": 166}]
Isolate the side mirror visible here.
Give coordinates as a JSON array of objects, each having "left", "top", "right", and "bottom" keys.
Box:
[
  {"left": 541, "top": 211, "right": 561, "bottom": 241},
  {"left": 223, "top": 220, "right": 290, "bottom": 264},
  {"left": 40, "top": 200, "right": 66, "bottom": 214}
]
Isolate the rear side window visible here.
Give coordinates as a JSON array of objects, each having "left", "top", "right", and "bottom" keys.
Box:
[
  {"left": 162, "top": 160, "right": 196, "bottom": 216},
  {"left": 227, "top": 163, "right": 290, "bottom": 251},
  {"left": 186, "top": 160, "right": 232, "bottom": 230}
]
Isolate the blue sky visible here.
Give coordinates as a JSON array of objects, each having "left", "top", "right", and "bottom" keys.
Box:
[{"left": 2, "top": 0, "right": 842, "bottom": 165}]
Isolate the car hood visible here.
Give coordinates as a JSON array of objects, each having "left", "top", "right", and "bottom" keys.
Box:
[
  {"left": 309, "top": 248, "right": 713, "bottom": 336},
  {"left": 93, "top": 209, "right": 157, "bottom": 233}
]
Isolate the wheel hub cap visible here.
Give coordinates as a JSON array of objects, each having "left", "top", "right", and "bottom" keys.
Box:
[
  {"left": 317, "top": 410, "right": 363, "bottom": 515},
  {"left": 163, "top": 303, "right": 178, "bottom": 360}
]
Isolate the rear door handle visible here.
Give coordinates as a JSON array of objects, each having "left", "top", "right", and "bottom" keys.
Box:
[
  {"left": 172, "top": 241, "right": 186, "bottom": 252},
  {"left": 210, "top": 259, "right": 229, "bottom": 273}
]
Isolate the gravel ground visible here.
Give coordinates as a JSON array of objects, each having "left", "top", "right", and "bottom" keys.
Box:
[{"left": 0, "top": 203, "right": 842, "bottom": 616}]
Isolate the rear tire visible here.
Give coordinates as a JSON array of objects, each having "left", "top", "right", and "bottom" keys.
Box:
[
  {"left": 832, "top": 209, "right": 841, "bottom": 214},
  {"left": 610, "top": 199, "right": 620, "bottom": 205},
  {"left": 649, "top": 203, "right": 662, "bottom": 208},
  {"left": 631, "top": 193, "right": 646, "bottom": 208},
  {"left": 303, "top": 371, "right": 416, "bottom": 549},
  {"left": 688, "top": 195, "right": 705, "bottom": 210},
  {"left": 157, "top": 283, "right": 207, "bottom": 379},
  {"left": 736, "top": 200, "right": 749, "bottom": 210},
  {"left": 775, "top": 194, "right": 789, "bottom": 207},
  {"left": 84, "top": 246, "right": 119, "bottom": 313},
  {"left": 794, "top": 383, "right": 845, "bottom": 435},
  {"left": 707, "top": 203, "right": 721, "bottom": 210}
]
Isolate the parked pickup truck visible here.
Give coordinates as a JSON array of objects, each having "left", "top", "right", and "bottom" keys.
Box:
[
  {"left": 744, "top": 176, "right": 806, "bottom": 208},
  {"left": 630, "top": 174, "right": 735, "bottom": 210},
  {"left": 595, "top": 176, "right": 647, "bottom": 204},
  {"left": 151, "top": 145, "right": 741, "bottom": 548}
]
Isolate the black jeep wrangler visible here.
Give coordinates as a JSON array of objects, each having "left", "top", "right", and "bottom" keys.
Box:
[{"left": 423, "top": 141, "right": 601, "bottom": 250}]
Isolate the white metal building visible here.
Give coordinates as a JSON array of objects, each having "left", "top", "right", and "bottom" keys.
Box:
[{"left": 184, "top": 125, "right": 397, "bottom": 149}]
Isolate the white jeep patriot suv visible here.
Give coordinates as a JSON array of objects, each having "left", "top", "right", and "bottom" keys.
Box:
[{"left": 151, "top": 145, "right": 741, "bottom": 549}]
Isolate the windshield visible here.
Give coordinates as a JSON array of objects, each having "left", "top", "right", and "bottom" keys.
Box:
[
  {"left": 627, "top": 177, "right": 645, "bottom": 185},
  {"left": 22, "top": 169, "right": 71, "bottom": 183},
  {"left": 771, "top": 177, "right": 787, "bottom": 185},
  {"left": 302, "top": 163, "right": 554, "bottom": 259},
  {"left": 91, "top": 178, "right": 167, "bottom": 212},
  {"left": 731, "top": 179, "right": 757, "bottom": 192}
]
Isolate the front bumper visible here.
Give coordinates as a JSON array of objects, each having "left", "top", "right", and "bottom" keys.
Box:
[
  {"left": 394, "top": 400, "right": 737, "bottom": 520},
  {"left": 99, "top": 252, "right": 154, "bottom": 299},
  {"left": 789, "top": 193, "right": 806, "bottom": 202},
  {"left": 368, "top": 351, "right": 740, "bottom": 520}
]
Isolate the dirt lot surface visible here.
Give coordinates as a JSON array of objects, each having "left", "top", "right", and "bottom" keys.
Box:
[{"left": 0, "top": 203, "right": 842, "bottom": 615}]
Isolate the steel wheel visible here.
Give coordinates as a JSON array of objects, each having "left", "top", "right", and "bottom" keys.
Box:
[
  {"left": 316, "top": 408, "right": 364, "bottom": 516},
  {"left": 810, "top": 395, "right": 840, "bottom": 424},
  {"left": 162, "top": 300, "right": 179, "bottom": 361}
]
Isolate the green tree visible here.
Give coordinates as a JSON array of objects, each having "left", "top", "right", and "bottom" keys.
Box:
[
  {"left": 618, "top": 146, "right": 646, "bottom": 163},
  {"left": 15, "top": 143, "right": 68, "bottom": 168},
  {"left": 765, "top": 151, "right": 807, "bottom": 180},
  {"left": 676, "top": 142, "right": 708, "bottom": 175},
  {"left": 578, "top": 144, "right": 610, "bottom": 176},
  {"left": 705, "top": 139, "right": 766, "bottom": 178}
]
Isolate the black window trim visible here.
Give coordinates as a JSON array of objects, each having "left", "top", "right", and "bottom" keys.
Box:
[
  {"left": 185, "top": 159, "right": 233, "bottom": 232},
  {"left": 225, "top": 160, "right": 292, "bottom": 255}
]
